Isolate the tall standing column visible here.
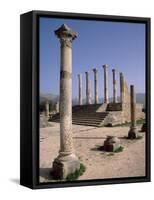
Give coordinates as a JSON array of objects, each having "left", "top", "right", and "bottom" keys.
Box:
[
  {"left": 78, "top": 74, "right": 82, "bottom": 105},
  {"left": 52, "top": 24, "right": 80, "bottom": 179},
  {"left": 85, "top": 71, "right": 91, "bottom": 104},
  {"left": 112, "top": 69, "right": 117, "bottom": 103},
  {"left": 93, "top": 68, "right": 99, "bottom": 104},
  {"left": 103, "top": 64, "right": 109, "bottom": 103},
  {"left": 45, "top": 100, "right": 49, "bottom": 118},
  {"left": 128, "top": 85, "right": 138, "bottom": 139},
  {"left": 120, "top": 72, "right": 124, "bottom": 104}
]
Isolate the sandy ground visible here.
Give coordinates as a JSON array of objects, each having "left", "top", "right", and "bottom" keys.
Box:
[{"left": 39, "top": 122, "right": 145, "bottom": 182}]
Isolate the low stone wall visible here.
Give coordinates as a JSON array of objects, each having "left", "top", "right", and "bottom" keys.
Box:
[
  {"left": 101, "top": 111, "right": 124, "bottom": 126},
  {"left": 96, "top": 103, "right": 108, "bottom": 112},
  {"left": 101, "top": 103, "right": 144, "bottom": 126}
]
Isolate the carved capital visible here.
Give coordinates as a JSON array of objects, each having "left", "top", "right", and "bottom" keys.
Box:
[
  {"left": 60, "top": 37, "right": 73, "bottom": 48},
  {"left": 55, "top": 24, "right": 77, "bottom": 48}
]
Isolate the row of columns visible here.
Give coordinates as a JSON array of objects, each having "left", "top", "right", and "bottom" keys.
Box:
[
  {"left": 51, "top": 24, "right": 138, "bottom": 180},
  {"left": 78, "top": 66, "right": 123, "bottom": 105}
]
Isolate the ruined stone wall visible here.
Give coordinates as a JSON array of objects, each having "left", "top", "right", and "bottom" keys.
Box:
[
  {"left": 101, "top": 80, "right": 145, "bottom": 126},
  {"left": 107, "top": 103, "right": 122, "bottom": 111}
]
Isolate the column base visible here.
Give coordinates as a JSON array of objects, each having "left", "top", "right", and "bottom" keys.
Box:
[
  {"left": 128, "top": 127, "right": 138, "bottom": 139},
  {"left": 51, "top": 153, "right": 80, "bottom": 179}
]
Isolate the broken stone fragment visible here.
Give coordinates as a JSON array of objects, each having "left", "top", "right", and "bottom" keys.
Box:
[{"left": 103, "top": 136, "right": 120, "bottom": 152}]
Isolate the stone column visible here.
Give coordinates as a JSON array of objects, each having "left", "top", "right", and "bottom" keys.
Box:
[
  {"left": 112, "top": 69, "right": 117, "bottom": 103},
  {"left": 103, "top": 64, "right": 109, "bottom": 103},
  {"left": 85, "top": 71, "right": 91, "bottom": 104},
  {"left": 52, "top": 24, "right": 80, "bottom": 179},
  {"left": 78, "top": 74, "right": 82, "bottom": 105},
  {"left": 128, "top": 85, "right": 138, "bottom": 139},
  {"left": 45, "top": 101, "right": 49, "bottom": 118},
  {"left": 120, "top": 72, "right": 124, "bottom": 104},
  {"left": 93, "top": 68, "right": 99, "bottom": 104},
  {"left": 55, "top": 101, "right": 59, "bottom": 113}
]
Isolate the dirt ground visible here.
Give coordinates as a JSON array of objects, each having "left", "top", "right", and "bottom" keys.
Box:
[{"left": 39, "top": 122, "right": 145, "bottom": 183}]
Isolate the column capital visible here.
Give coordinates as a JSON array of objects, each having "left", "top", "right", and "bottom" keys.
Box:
[
  {"left": 85, "top": 71, "right": 90, "bottom": 75},
  {"left": 120, "top": 72, "right": 124, "bottom": 77},
  {"left": 93, "top": 68, "right": 98, "bottom": 73},
  {"left": 78, "top": 73, "right": 82, "bottom": 78},
  {"left": 103, "top": 64, "right": 109, "bottom": 68},
  {"left": 112, "top": 68, "right": 116, "bottom": 72},
  {"left": 55, "top": 24, "right": 77, "bottom": 48}
]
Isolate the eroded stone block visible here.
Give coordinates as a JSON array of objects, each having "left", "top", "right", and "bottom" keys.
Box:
[{"left": 103, "top": 136, "right": 120, "bottom": 152}]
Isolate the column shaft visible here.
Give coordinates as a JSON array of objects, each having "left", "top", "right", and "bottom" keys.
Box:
[
  {"left": 103, "top": 65, "right": 109, "bottom": 103},
  {"left": 45, "top": 101, "right": 49, "bottom": 117},
  {"left": 59, "top": 40, "right": 73, "bottom": 153},
  {"left": 78, "top": 74, "right": 82, "bottom": 105},
  {"left": 53, "top": 24, "right": 80, "bottom": 179},
  {"left": 93, "top": 68, "right": 98, "bottom": 104},
  {"left": 85, "top": 72, "right": 91, "bottom": 104},
  {"left": 112, "top": 69, "right": 117, "bottom": 103},
  {"left": 120, "top": 72, "right": 124, "bottom": 104},
  {"left": 130, "top": 85, "right": 136, "bottom": 128}
]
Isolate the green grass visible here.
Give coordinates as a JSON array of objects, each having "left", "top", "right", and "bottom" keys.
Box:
[
  {"left": 107, "top": 146, "right": 124, "bottom": 156},
  {"left": 114, "top": 146, "right": 124, "bottom": 153},
  {"left": 111, "top": 119, "right": 145, "bottom": 127},
  {"left": 66, "top": 163, "right": 86, "bottom": 181}
]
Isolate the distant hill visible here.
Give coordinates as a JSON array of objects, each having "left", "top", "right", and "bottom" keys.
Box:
[
  {"left": 40, "top": 93, "right": 59, "bottom": 103},
  {"left": 136, "top": 93, "right": 145, "bottom": 105}
]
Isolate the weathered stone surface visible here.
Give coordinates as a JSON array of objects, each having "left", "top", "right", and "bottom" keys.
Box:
[
  {"left": 52, "top": 24, "right": 80, "bottom": 179},
  {"left": 40, "top": 114, "right": 52, "bottom": 128},
  {"left": 128, "top": 85, "right": 138, "bottom": 139},
  {"left": 52, "top": 153, "right": 80, "bottom": 179},
  {"left": 85, "top": 71, "right": 91, "bottom": 105},
  {"left": 103, "top": 64, "right": 109, "bottom": 103},
  {"left": 78, "top": 74, "right": 82, "bottom": 105},
  {"left": 112, "top": 69, "right": 117, "bottom": 103},
  {"left": 128, "top": 127, "right": 138, "bottom": 139},
  {"left": 93, "top": 68, "right": 99, "bottom": 104},
  {"left": 45, "top": 101, "right": 49, "bottom": 118},
  {"left": 103, "top": 136, "right": 120, "bottom": 152}
]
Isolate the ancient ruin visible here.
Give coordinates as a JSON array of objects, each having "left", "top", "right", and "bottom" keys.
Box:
[
  {"left": 51, "top": 24, "right": 80, "bottom": 179},
  {"left": 103, "top": 136, "right": 121, "bottom": 152},
  {"left": 128, "top": 85, "right": 138, "bottom": 139},
  {"left": 39, "top": 23, "right": 146, "bottom": 183},
  {"left": 51, "top": 65, "right": 144, "bottom": 127}
]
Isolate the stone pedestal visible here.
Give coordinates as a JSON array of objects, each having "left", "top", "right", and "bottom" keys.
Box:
[
  {"left": 93, "top": 68, "right": 99, "bottom": 104},
  {"left": 78, "top": 74, "right": 82, "bottom": 105},
  {"left": 103, "top": 64, "right": 109, "bottom": 103},
  {"left": 128, "top": 85, "right": 138, "bottom": 139},
  {"left": 85, "top": 71, "right": 91, "bottom": 104},
  {"left": 52, "top": 24, "right": 80, "bottom": 179},
  {"left": 112, "top": 69, "right": 117, "bottom": 103},
  {"left": 103, "top": 136, "right": 120, "bottom": 152}
]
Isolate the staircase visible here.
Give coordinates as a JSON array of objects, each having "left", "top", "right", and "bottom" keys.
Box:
[{"left": 50, "top": 104, "right": 109, "bottom": 127}]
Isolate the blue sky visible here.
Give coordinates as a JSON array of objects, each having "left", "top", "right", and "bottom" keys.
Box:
[{"left": 39, "top": 17, "right": 145, "bottom": 99}]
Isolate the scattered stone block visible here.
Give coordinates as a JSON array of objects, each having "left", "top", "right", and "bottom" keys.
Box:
[
  {"left": 103, "top": 136, "right": 121, "bottom": 152},
  {"left": 128, "top": 127, "right": 138, "bottom": 139}
]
